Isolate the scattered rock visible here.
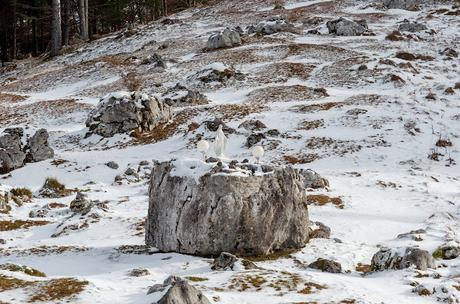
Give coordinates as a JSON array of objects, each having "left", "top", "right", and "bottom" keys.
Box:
[
  {"left": 69, "top": 192, "right": 93, "bottom": 215},
  {"left": 0, "top": 128, "right": 26, "bottom": 174},
  {"left": 162, "top": 84, "right": 209, "bottom": 107},
  {"left": 326, "top": 17, "right": 369, "bottom": 36},
  {"left": 106, "top": 161, "right": 119, "bottom": 169},
  {"left": 383, "top": 0, "right": 419, "bottom": 11},
  {"left": 246, "top": 133, "right": 266, "bottom": 148},
  {"left": 156, "top": 280, "right": 211, "bottom": 304},
  {"left": 211, "top": 252, "right": 238, "bottom": 271},
  {"left": 128, "top": 268, "right": 150, "bottom": 277},
  {"left": 308, "top": 258, "right": 342, "bottom": 273},
  {"left": 238, "top": 120, "right": 267, "bottom": 132},
  {"left": 432, "top": 242, "right": 460, "bottom": 260},
  {"left": 254, "top": 16, "right": 295, "bottom": 35},
  {"left": 371, "top": 247, "right": 436, "bottom": 271},
  {"left": 86, "top": 92, "right": 172, "bottom": 138},
  {"left": 203, "top": 119, "right": 235, "bottom": 133},
  {"left": 189, "top": 65, "right": 244, "bottom": 84},
  {"left": 24, "top": 129, "right": 54, "bottom": 163},
  {"left": 297, "top": 169, "right": 330, "bottom": 189},
  {"left": 398, "top": 21, "right": 427, "bottom": 32},
  {"left": 141, "top": 53, "right": 166, "bottom": 68},
  {"left": 440, "top": 48, "right": 458, "bottom": 59},
  {"left": 207, "top": 28, "right": 241, "bottom": 50},
  {"left": 146, "top": 160, "right": 310, "bottom": 256},
  {"left": 309, "top": 222, "right": 331, "bottom": 239}
]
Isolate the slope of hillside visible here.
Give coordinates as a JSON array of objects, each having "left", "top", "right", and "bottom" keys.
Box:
[{"left": 0, "top": 0, "right": 459, "bottom": 303}]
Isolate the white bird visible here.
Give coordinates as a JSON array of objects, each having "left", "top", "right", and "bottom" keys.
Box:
[
  {"left": 214, "top": 125, "right": 228, "bottom": 159},
  {"left": 197, "top": 140, "right": 210, "bottom": 160},
  {"left": 252, "top": 145, "right": 264, "bottom": 164}
]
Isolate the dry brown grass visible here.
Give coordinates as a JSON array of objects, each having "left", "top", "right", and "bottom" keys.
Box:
[
  {"left": 0, "top": 93, "right": 29, "bottom": 103},
  {"left": 436, "top": 138, "right": 453, "bottom": 148},
  {"left": 298, "top": 119, "right": 325, "bottom": 130},
  {"left": 254, "top": 62, "right": 316, "bottom": 84},
  {"left": 307, "top": 194, "right": 344, "bottom": 209},
  {"left": 283, "top": 154, "right": 319, "bottom": 164},
  {"left": 298, "top": 282, "right": 327, "bottom": 294},
  {"left": 0, "top": 220, "right": 50, "bottom": 231},
  {"left": 247, "top": 85, "right": 328, "bottom": 104},
  {"left": 0, "top": 264, "right": 46, "bottom": 277},
  {"left": 355, "top": 263, "right": 372, "bottom": 274},
  {"left": 0, "top": 245, "right": 88, "bottom": 257},
  {"left": 28, "top": 278, "right": 88, "bottom": 302}
]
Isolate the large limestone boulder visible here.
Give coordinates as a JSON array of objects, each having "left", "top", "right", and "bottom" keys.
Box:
[
  {"left": 146, "top": 160, "right": 314, "bottom": 256},
  {"left": 86, "top": 92, "right": 172, "bottom": 137},
  {"left": 24, "top": 129, "right": 54, "bottom": 162},
  {"left": 207, "top": 28, "right": 241, "bottom": 50},
  {"left": 327, "top": 18, "right": 369, "bottom": 36},
  {"left": 371, "top": 247, "right": 436, "bottom": 271},
  {"left": 0, "top": 128, "right": 54, "bottom": 174},
  {"left": 156, "top": 279, "right": 211, "bottom": 304},
  {"left": 0, "top": 128, "right": 26, "bottom": 174}
]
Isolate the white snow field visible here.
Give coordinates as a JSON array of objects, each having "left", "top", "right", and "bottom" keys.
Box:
[{"left": 0, "top": 0, "right": 459, "bottom": 303}]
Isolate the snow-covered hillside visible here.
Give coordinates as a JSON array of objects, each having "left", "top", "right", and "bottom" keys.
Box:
[{"left": 0, "top": 0, "right": 459, "bottom": 303}]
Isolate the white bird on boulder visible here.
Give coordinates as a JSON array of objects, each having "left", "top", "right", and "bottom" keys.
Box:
[
  {"left": 252, "top": 145, "right": 264, "bottom": 164},
  {"left": 197, "top": 140, "right": 210, "bottom": 160},
  {"left": 214, "top": 125, "right": 228, "bottom": 159}
]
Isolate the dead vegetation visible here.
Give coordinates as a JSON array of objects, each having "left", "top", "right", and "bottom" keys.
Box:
[
  {"left": 39, "top": 177, "right": 75, "bottom": 198},
  {"left": 0, "top": 245, "right": 88, "bottom": 257},
  {"left": 253, "top": 62, "right": 316, "bottom": 84},
  {"left": 247, "top": 85, "right": 328, "bottom": 104},
  {"left": 0, "top": 220, "right": 50, "bottom": 231},
  {"left": 0, "top": 93, "right": 29, "bottom": 103},
  {"left": 307, "top": 194, "right": 345, "bottom": 209},
  {"left": 0, "top": 264, "right": 46, "bottom": 277},
  {"left": 283, "top": 154, "right": 319, "bottom": 164}
]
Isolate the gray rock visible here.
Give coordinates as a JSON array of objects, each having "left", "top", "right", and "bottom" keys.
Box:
[
  {"left": 297, "top": 169, "right": 330, "bottom": 189},
  {"left": 246, "top": 133, "right": 266, "bottom": 148},
  {"left": 398, "top": 21, "right": 427, "bottom": 32},
  {"left": 128, "top": 268, "right": 150, "bottom": 277},
  {"left": 25, "top": 129, "right": 54, "bottom": 163},
  {"left": 106, "top": 161, "right": 119, "bottom": 169},
  {"left": 371, "top": 247, "right": 436, "bottom": 271},
  {"left": 327, "top": 17, "right": 369, "bottom": 36},
  {"left": 383, "top": 0, "right": 419, "bottom": 10},
  {"left": 156, "top": 280, "right": 211, "bottom": 304},
  {"left": 146, "top": 161, "right": 310, "bottom": 256},
  {"left": 162, "top": 84, "right": 209, "bottom": 107},
  {"left": 69, "top": 192, "right": 93, "bottom": 214},
  {"left": 0, "top": 128, "right": 26, "bottom": 174},
  {"left": 238, "top": 120, "right": 267, "bottom": 132},
  {"left": 308, "top": 258, "right": 342, "bottom": 273},
  {"left": 309, "top": 221, "right": 331, "bottom": 239},
  {"left": 142, "top": 53, "right": 166, "bottom": 68},
  {"left": 203, "top": 119, "right": 235, "bottom": 133},
  {"left": 86, "top": 92, "right": 171, "bottom": 138},
  {"left": 212, "top": 252, "right": 238, "bottom": 270},
  {"left": 207, "top": 28, "right": 241, "bottom": 50},
  {"left": 125, "top": 168, "right": 137, "bottom": 176},
  {"left": 433, "top": 243, "right": 460, "bottom": 260},
  {"left": 254, "top": 16, "right": 295, "bottom": 35}
]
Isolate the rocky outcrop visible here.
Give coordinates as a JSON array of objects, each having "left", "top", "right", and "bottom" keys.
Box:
[
  {"left": 69, "top": 192, "right": 93, "bottom": 214},
  {"left": 371, "top": 247, "right": 436, "bottom": 271},
  {"left": 398, "top": 21, "right": 427, "bottom": 32},
  {"left": 0, "top": 128, "right": 54, "bottom": 174},
  {"left": 146, "top": 160, "right": 313, "bottom": 256},
  {"left": 207, "top": 28, "right": 241, "bottom": 50},
  {"left": 383, "top": 0, "right": 419, "bottom": 10},
  {"left": 212, "top": 252, "right": 238, "bottom": 270},
  {"left": 86, "top": 92, "right": 172, "bottom": 137},
  {"left": 327, "top": 18, "right": 369, "bottom": 36},
  {"left": 162, "top": 84, "right": 209, "bottom": 107},
  {"left": 432, "top": 242, "right": 460, "bottom": 260},
  {"left": 156, "top": 280, "right": 211, "bottom": 304},
  {"left": 253, "top": 16, "right": 295, "bottom": 35},
  {"left": 24, "top": 129, "right": 54, "bottom": 163}
]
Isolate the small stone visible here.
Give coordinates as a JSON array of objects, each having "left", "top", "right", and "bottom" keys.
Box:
[
  {"left": 309, "top": 222, "right": 331, "bottom": 239},
  {"left": 128, "top": 268, "right": 150, "bottom": 277},
  {"left": 308, "top": 258, "right": 342, "bottom": 273},
  {"left": 125, "top": 168, "right": 137, "bottom": 176},
  {"left": 246, "top": 133, "right": 266, "bottom": 148},
  {"left": 69, "top": 192, "right": 93, "bottom": 214},
  {"left": 211, "top": 252, "right": 238, "bottom": 271},
  {"left": 106, "top": 161, "right": 119, "bottom": 169},
  {"left": 205, "top": 157, "right": 219, "bottom": 163}
]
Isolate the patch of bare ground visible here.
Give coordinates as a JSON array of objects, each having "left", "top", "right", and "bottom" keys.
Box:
[
  {"left": 0, "top": 246, "right": 88, "bottom": 257},
  {"left": 0, "top": 93, "right": 29, "bottom": 103},
  {"left": 285, "top": 1, "right": 336, "bottom": 22},
  {"left": 247, "top": 85, "right": 328, "bottom": 103},
  {"left": 307, "top": 194, "right": 345, "bottom": 209},
  {"left": 305, "top": 136, "right": 363, "bottom": 156},
  {"left": 0, "top": 99, "right": 93, "bottom": 127},
  {"left": 291, "top": 94, "right": 387, "bottom": 113},
  {"left": 298, "top": 119, "right": 325, "bottom": 130},
  {"left": 208, "top": 103, "right": 268, "bottom": 120},
  {"left": 251, "top": 62, "right": 316, "bottom": 84},
  {"left": 0, "top": 220, "right": 50, "bottom": 231},
  {"left": 0, "top": 275, "right": 88, "bottom": 303},
  {"left": 315, "top": 56, "right": 384, "bottom": 87},
  {"left": 283, "top": 154, "right": 319, "bottom": 164}
]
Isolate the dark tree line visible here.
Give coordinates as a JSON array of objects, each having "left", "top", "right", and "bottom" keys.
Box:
[{"left": 0, "top": 0, "right": 201, "bottom": 64}]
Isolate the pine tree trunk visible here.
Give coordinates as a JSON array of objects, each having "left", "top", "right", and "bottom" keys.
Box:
[
  {"left": 79, "top": 0, "right": 89, "bottom": 40},
  {"left": 50, "top": 0, "right": 62, "bottom": 57},
  {"left": 12, "top": 0, "right": 17, "bottom": 59},
  {"left": 62, "top": 0, "right": 70, "bottom": 46}
]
